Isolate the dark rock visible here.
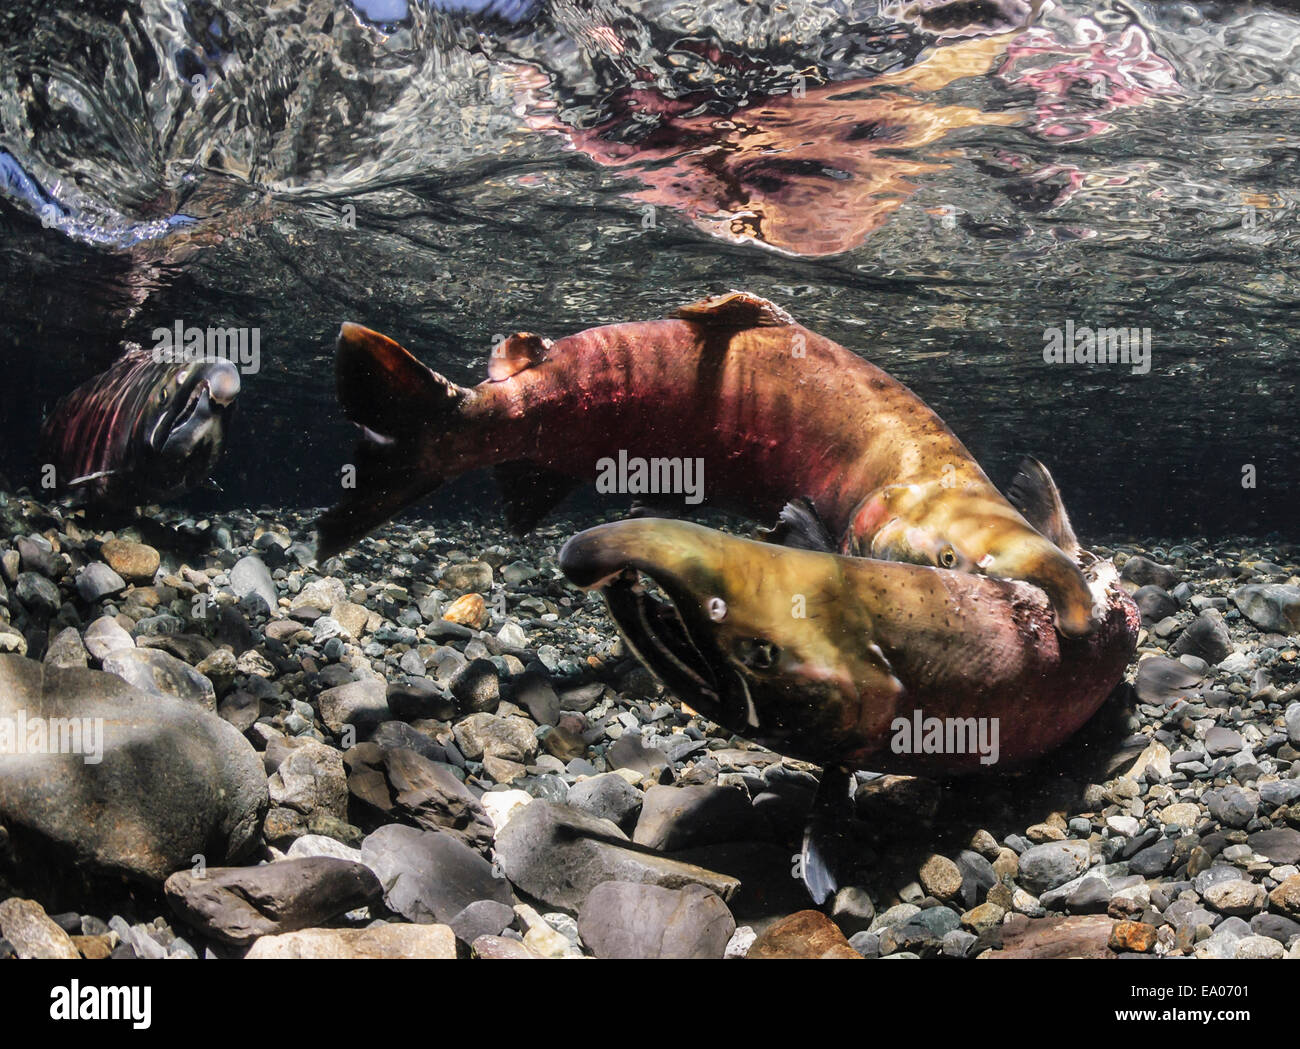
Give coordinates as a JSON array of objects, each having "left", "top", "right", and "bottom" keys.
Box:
[
  {"left": 360, "top": 825, "right": 513, "bottom": 924},
  {"left": 493, "top": 801, "right": 738, "bottom": 912},
  {"left": 386, "top": 679, "right": 456, "bottom": 722},
  {"left": 344, "top": 744, "right": 493, "bottom": 853},
  {"left": 163, "top": 858, "right": 382, "bottom": 947},
  {"left": 1205, "top": 786, "right": 1259, "bottom": 829},
  {"left": 1134, "top": 656, "right": 1202, "bottom": 706},
  {"left": 512, "top": 672, "right": 560, "bottom": 726},
  {"left": 1128, "top": 838, "right": 1176, "bottom": 876},
  {"left": 449, "top": 658, "right": 500, "bottom": 713},
  {"left": 1134, "top": 585, "right": 1179, "bottom": 624},
  {"left": 1168, "top": 612, "right": 1231, "bottom": 665},
  {"left": 1247, "top": 827, "right": 1300, "bottom": 866},
  {"left": 567, "top": 773, "right": 643, "bottom": 832},
  {"left": 15, "top": 573, "right": 60, "bottom": 617},
  {"left": 1121, "top": 556, "right": 1179, "bottom": 590},
  {"left": 633, "top": 785, "right": 769, "bottom": 851}
]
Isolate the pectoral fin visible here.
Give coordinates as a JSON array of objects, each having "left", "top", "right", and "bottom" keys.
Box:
[{"left": 761, "top": 497, "right": 838, "bottom": 552}]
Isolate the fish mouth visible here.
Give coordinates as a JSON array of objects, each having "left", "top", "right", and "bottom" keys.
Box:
[
  {"left": 602, "top": 569, "right": 726, "bottom": 703},
  {"left": 157, "top": 363, "right": 240, "bottom": 457},
  {"left": 559, "top": 524, "right": 747, "bottom": 724}
]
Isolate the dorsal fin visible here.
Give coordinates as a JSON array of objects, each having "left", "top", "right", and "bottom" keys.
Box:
[
  {"left": 1007, "top": 456, "right": 1079, "bottom": 554},
  {"left": 488, "top": 332, "right": 551, "bottom": 382},
  {"left": 761, "top": 497, "right": 837, "bottom": 552},
  {"left": 673, "top": 291, "right": 795, "bottom": 328}
]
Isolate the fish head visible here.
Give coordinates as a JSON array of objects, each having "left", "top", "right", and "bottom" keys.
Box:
[
  {"left": 559, "top": 519, "right": 904, "bottom": 758},
  {"left": 143, "top": 358, "right": 240, "bottom": 483},
  {"left": 846, "top": 481, "right": 1097, "bottom": 637}
]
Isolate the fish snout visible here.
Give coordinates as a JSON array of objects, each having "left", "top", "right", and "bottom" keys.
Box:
[
  {"left": 206, "top": 360, "right": 241, "bottom": 406},
  {"left": 988, "top": 539, "right": 1098, "bottom": 637},
  {"left": 558, "top": 525, "right": 641, "bottom": 589}
]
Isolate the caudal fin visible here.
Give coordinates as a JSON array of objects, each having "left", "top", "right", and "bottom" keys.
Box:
[{"left": 315, "top": 323, "right": 466, "bottom": 560}]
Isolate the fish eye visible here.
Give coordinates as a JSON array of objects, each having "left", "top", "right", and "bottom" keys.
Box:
[
  {"left": 706, "top": 596, "right": 727, "bottom": 622},
  {"left": 939, "top": 546, "right": 958, "bottom": 568}
]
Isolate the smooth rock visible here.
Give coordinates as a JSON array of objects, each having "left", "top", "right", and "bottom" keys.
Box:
[
  {"left": 360, "top": 825, "right": 513, "bottom": 924},
  {"left": 578, "top": 881, "right": 735, "bottom": 959},
  {"left": 494, "top": 801, "right": 738, "bottom": 912},
  {"left": 0, "top": 655, "right": 266, "bottom": 883},
  {"left": 101, "top": 647, "right": 216, "bottom": 709}
]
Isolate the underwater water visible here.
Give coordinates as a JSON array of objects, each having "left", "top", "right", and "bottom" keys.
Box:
[
  {"left": 0, "top": 0, "right": 1297, "bottom": 533},
  {"left": 0, "top": 0, "right": 1299, "bottom": 968}
]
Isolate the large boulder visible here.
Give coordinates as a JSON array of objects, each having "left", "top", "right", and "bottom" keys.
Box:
[{"left": 0, "top": 654, "right": 267, "bottom": 884}]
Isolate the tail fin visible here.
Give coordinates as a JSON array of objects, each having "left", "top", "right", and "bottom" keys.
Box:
[{"left": 315, "top": 323, "right": 466, "bottom": 560}]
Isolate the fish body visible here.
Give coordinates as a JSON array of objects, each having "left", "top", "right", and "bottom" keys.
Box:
[
  {"left": 319, "top": 292, "right": 1094, "bottom": 634},
  {"left": 558, "top": 517, "right": 1138, "bottom": 776},
  {"left": 39, "top": 347, "right": 239, "bottom": 507}
]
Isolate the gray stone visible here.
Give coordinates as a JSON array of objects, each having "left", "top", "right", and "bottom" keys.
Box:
[
  {"left": 449, "top": 899, "right": 516, "bottom": 945},
  {"left": 578, "top": 881, "right": 735, "bottom": 959},
  {"left": 1017, "top": 840, "right": 1092, "bottom": 894},
  {"left": 1134, "top": 656, "right": 1202, "bottom": 706},
  {"left": 101, "top": 647, "right": 216, "bottom": 710},
  {"left": 15, "top": 573, "right": 60, "bottom": 617},
  {"left": 1231, "top": 584, "right": 1300, "bottom": 634},
  {"left": 43, "top": 627, "right": 88, "bottom": 670},
  {"left": 360, "top": 825, "right": 513, "bottom": 924},
  {"left": 1247, "top": 827, "right": 1300, "bottom": 866},
  {"left": 567, "top": 773, "right": 644, "bottom": 832},
  {"left": 1205, "top": 786, "right": 1259, "bottom": 829},
  {"left": 83, "top": 615, "right": 134, "bottom": 661},
  {"left": 318, "top": 679, "right": 390, "bottom": 735},
  {"left": 494, "top": 801, "right": 739, "bottom": 912},
  {"left": 0, "top": 654, "right": 266, "bottom": 884},
  {"left": 75, "top": 562, "right": 126, "bottom": 603},
  {"left": 1168, "top": 612, "right": 1231, "bottom": 665},
  {"left": 229, "top": 555, "right": 279, "bottom": 613},
  {"left": 1134, "top": 585, "right": 1179, "bottom": 624}
]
